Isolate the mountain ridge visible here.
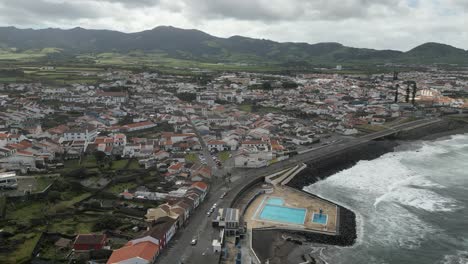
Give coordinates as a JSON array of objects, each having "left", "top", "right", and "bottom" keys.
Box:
[{"left": 0, "top": 25, "right": 467, "bottom": 65}]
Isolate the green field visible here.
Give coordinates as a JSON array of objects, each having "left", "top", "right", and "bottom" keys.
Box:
[
  {"left": 1, "top": 232, "right": 43, "bottom": 263},
  {"left": 0, "top": 48, "right": 284, "bottom": 76},
  {"left": 108, "top": 182, "right": 137, "bottom": 194},
  {"left": 111, "top": 159, "right": 128, "bottom": 170},
  {"left": 48, "top": 215, "right": 97, "bottom": 235},
  {"left": 185, "top": 153, "right": 200, "bottom": 163},
  {"left": 218, "top": 151, "right": 231, "bottom": 162},
  {"left": 47, "top": 192, "right": 92, "bottom": 214},
  {"left": 239, "top": 104, "right": 253, "bottom": 113}
]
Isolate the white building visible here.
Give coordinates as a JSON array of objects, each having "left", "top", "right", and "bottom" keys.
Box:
[
  {"left": 207, "top": 140, "right": 228, "bottom": 152},
  {"left": 63, "top": 127, "right": 98, "bottom": 143}
]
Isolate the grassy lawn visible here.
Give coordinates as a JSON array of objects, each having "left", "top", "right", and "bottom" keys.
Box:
[
  {"left": 7, "top": 232, "right": 42, "bottom": 263},
  {"left": 39, "top": 243, "right": 70, "bottom": 261},
  {"left": 81, "top": 155, "right": 97, "bottom": 167},
  {"left": 48, "top": 216, "right": 97, "bottom": 235},
  {"left": 448, "top": 115, "right": 468, "bottom": 124},
  {"left": 258, "top": 106, "right": 282, "bottom": 114},
  {"left": 218, "top": 151, "right": 231, "bottom": 162},
  {"left": 238, "top": 104, "right": 281, "bottom": 114},
  {"left": 185, "top": 153, "right": 199, "bottom": 163},
  {"left": 35, "top": 176, "right": 57, "bottom": 191},
  {"left": 111, "top": 159, "right": 128, "bottom": 170},
  {"left": 60, "top": 159, "right": 81, "bottom": 173},
  {"left": 127, "top": 159, "right": 141, "bottom": 170},
  {"left": 47, "top": 192, "right": 92, "bottom": 214},
  {"left": 6, "top": 202, "right": 47, "bottom": 224},
  {"left": 108, "top": 182, "right": 137, "bottom": 194},
  {"left": 356, "top": 124, "right": 386, "bottom": 133},
  {"left": 268, "top": 158, "right": 279, "bottom": 165},
  {"left": 239, "top": 104, "right": 253, "bottom": 113}
]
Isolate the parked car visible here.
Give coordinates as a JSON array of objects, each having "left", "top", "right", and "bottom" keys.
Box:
[
  {"left": 220, "top": 192, "right": 227, "bottom": 199},
  {"left": 191, "top": 238, "right": 197, "bottom": 245}
]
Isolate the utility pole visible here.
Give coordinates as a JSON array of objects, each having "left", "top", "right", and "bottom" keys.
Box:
[
  {"left": 394, "top": 84, "right": 399, "bottom": 103},
  {"left": 405, "top": 83, "right": 411, "bottom": 103}
]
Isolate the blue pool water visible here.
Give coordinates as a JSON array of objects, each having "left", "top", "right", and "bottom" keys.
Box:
[
  {"left": 259, "top": 204, "right": 306, "bottom": 225},
  {"left": 266, "top": 197, "right": 284, "bottom": 206},
  {"left": 312, "top": 213, "right": 328, "bottom": 224}
]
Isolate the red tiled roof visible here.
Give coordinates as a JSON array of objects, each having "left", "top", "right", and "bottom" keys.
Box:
[
  {"left": 124, "top": 121, "right": 155, "bottom": 129},
  {"left": 74, "top": 234, "right": 106, "bottom": 245},
  {"left": 207, "top": 140, "right": 226, "bottom": 145},
  {"left": 107, "top": 241, "right": 159, "bottom": 264},
  {"left": 114, "top": 134, "right": 126, "bottom": 139},
  {"left": 191, "top": 181, "right": 208, "bottom": 192},
  {"left": 242, "top": 140, "right": 266, "bottom": 145},
  {"left": 168, "top": 162, "right": 184, "bottom": 171},
  {"left": 17, "top": 150, "right": 34, "bottom": 156}
]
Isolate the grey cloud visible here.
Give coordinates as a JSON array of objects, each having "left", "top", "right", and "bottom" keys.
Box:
[
  {"left": 181, "top": 0, "right": 308, "bottom": 21},
  {"left": 452, "top": 0, "right": 468, "bottom": 9},
  {"left": 178, "top": 0, "right": 404, "bottom": 22},
  {"left": 100, "top": 0, "right": 160, "bottom": 8},
  {"left": 0, "top": 0, "right": 101, "bottom": 20}
]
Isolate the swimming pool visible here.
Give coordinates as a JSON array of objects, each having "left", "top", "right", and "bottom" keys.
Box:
[
  {"left": 266, "top": 197, "right": 285, "bottom": 206},
  {"left": 259, "top": 204, "right": 306, "bottom": 225},
  {"left": 312, "top": 213, "right": 328, "bottom": 225}
]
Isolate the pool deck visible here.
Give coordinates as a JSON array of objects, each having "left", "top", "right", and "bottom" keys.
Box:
[{"left": 244, "top": 185, "right": 337, "bottom": 235}]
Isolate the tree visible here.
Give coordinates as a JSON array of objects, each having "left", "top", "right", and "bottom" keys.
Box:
[
  {"left": 177, "top": 92, "right": 196, "bottom": 102},
  {"left": 94, "top": 151, "right": 107, "bottom": 166},
  {"left": 93, "top": 215, "right": 123, "bottom": 231},
  {"left": 262, "top": 82, "right": 272, "bottom": 90},
  {"left": 48, "top": 190, "right": 62, "bottom": 202},
  {"left": 282, "top": 81, "right": 298, "bottom": 89}
]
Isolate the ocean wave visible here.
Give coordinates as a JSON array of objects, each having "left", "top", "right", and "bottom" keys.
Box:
[
  {"left": 381, "top": 187, "right": 462, "bottom": 212},
  {"left": 303, "top": 133, "right": 468, "bottom": 263},
  {"left": 439, "top": 251, "right": 468, "bottom": 264}
]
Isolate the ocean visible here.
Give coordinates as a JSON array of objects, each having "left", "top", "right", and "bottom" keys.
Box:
[{"left": 304, "top": 134, "right": 468, "bottom": 264}]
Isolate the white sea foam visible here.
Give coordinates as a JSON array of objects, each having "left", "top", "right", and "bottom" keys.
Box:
[
  {"left": 440, "top": 251, "right": 468, "bottom": 264},
  {"left": 304, "top": 134, "right": 468, "bottom": 262},
  {"left": 385, "top": 187, "right": 460, "bottom": 212}
]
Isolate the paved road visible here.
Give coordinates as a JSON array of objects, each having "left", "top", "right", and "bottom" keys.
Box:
[
  {"left": 156, "top": 118, "right": 441, "bottom": 263},
  {"left": 186, "top": 115, "right": 219, "bottom": 176},
  {"left": 157, "top": 182, "right": 228, "bottom": 264}
]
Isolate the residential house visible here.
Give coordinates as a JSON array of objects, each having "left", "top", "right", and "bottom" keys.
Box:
[
  {"left": 145, "top": 217, "right": 177, "bottom": 250},
  {"left": 167, "top": 162, "right": 184, "bottom": 174},
  {"left": 73, "top": 234, "right": 107, "bottom": 251},
  {"left": 107, "top": 240, "right": 159, "bottom": 264},
  {"left": 207, "top": 140, "right": 229, "bottom": 152},
  {"left": 63, "top": 126, "right": 98, "bottom": 143}
]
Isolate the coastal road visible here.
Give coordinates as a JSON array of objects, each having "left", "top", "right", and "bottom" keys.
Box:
[
  {"left": 156, "top": 117, "right": 441, "bottom": 264},
  {"left": 156, "top": 183, "right": 228, "bottom": 264}
]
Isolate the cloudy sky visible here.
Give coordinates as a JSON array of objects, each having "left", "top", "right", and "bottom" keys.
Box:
[{"left": 0, "top": 0, "right": 466, "bottom": 51}]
